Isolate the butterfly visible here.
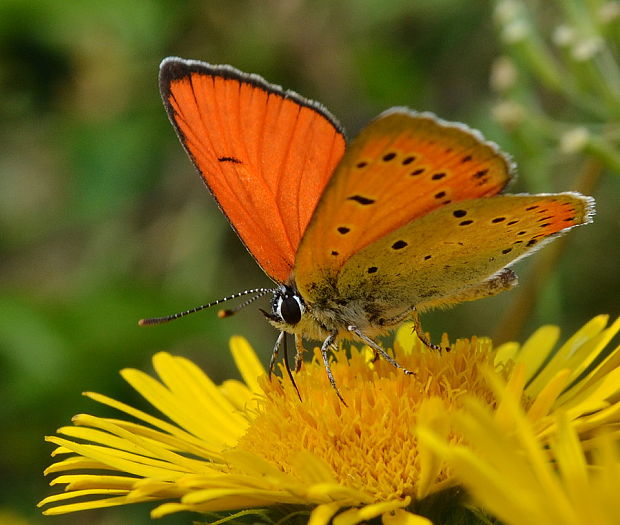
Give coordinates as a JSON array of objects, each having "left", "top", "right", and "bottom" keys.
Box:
[{"left": 144, "top": 56, "right": 595, "bottom": 402}]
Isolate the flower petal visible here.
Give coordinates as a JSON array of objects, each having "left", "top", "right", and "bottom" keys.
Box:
[
  {"left": 519, "top": 325, "right": 560, "bottom": 384},
  {"left": 333, "top": 499, "right": 410, "bottom": 525},
  {"left": 415, "top": 398, "right": 449, "bottom": 499},
  {"left": 230, "top": 336, "right": 266, "bottom": 393},
  {"left": 39, "top": 490, "right": 138, "bottom": 514},
  {"left": 291, "top": 450, "right": 338, "bottom": 485},
  {"left": 83, "top": 391, "right": 219, "bottom": 453},
  {"left": 527, "top": 316, "right": 608, "bottom": 396},
  {"left": 309, "top": 502, "right": 342, "bottom": 525},
  {"left": 382, "top": 508, "right": 433, "bottom": 525}
]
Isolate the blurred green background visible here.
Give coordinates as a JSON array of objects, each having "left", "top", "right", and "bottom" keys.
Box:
[{"left": 1, "top": 0, "right": 618, "bottom": 523}]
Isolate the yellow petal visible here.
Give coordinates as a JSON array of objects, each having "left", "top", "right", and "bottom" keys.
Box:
[
  {"left": 151, "top": 352, "right": 249, "bottom": 441},
  {"left": 552, "top": 414, "right": 589, "bottom": 508},
  {"left": 44, "top": 455, "right": 112, "bottom": 475},
  {"left": 45, "top": 434, "right": 190, "bottom": 479},
  {"left": 559, "top": 318, "right": 620, "bottom": 405},
  {"left": 309, "top": 502, "right": 342, "bottom": 525},
  {"left": 395, "top": 323, "right": 418, "bottom": 356},
  {"left": 527, "top": 316, "right": 608, "bottom": 396},
  {"left": 305, "top": 483, "right": 368, "bottom": 503},
  {"left": 382, "top": 508, "right": 433, "bottom": 525},
  {"left": 526, "top": 369, "right": 571, "bottom": 421},
  {"left": 493, "top": 363, "right": 525, "bottom": 429},
  {"left": 71, "top": 414, "right": 221, "bottom": 473},
  {"left": 83, "top": 391, "right": 218, "bottom": 451},
  {"left": 291, "top": 450, "right": 337, "bottom": 485},
  {"left": 333, "top": 499, "right": 410, "bottom": 525},
  {"left": 181, "top": 487, "right": 297, "bottom": 505},
  {"left": 416, "top": 398, "right": 449, "bottom": 499},
  {"left": 230, "top": 336, "right": 266, "bottom": 393},
  {"left": 40, "top": 491, "right": 135, "bottom": 514},
  {"left": 49, "top": 474, "right": 137, "bottom": 490},
  {"left": 494, "top": 341, "right": 519, "bottom": 367},
  {"left": 517, "top": 325, "right": 560, "bottom": 383},
  {"left": 219, "top": 379, "right": 255, "bottom": 410}
]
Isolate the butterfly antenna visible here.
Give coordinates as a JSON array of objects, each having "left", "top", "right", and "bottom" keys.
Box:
[
  {"left": 217, "top": 288, "right": 274, "bottom": 318},
  {"left": 138, "top": 288, "right": 275, "bottom": 326}
]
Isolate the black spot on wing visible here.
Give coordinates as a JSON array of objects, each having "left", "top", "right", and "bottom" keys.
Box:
[
  {"left": 218, "top": 156, "right": 243, "bottom": 164},
  {"left": 348, "top": 195, "right": 375, "bottom": 205}
]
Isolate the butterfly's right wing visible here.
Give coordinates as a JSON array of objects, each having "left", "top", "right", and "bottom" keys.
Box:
[{"left": 335, "top": 193, "right": 594, "bottom": 313}]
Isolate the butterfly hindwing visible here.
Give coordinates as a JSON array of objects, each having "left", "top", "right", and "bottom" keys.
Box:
[
  {"left": 335, "top": 193, "right": 594, "bottom": 312},
  {"left": 294, "top": 109, "right": 515, "bottom": 299},
  {"left": 159, "top": 57, "right": 346, "bottom": 283}
]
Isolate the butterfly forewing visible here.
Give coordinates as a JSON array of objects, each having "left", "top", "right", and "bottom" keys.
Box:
[
  {"left": 335, "top": 193, "right": 594, "bottom": 311},
  {"left": 160, "top": 58, "right": 346, "bottom": 283},
  {"left": 294, "top": 109, "right": 514, "bottom": 299}
]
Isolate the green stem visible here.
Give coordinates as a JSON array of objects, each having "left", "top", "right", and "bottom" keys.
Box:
[{"left": 585, "top": 134, "right": 620, "bottom": 173}]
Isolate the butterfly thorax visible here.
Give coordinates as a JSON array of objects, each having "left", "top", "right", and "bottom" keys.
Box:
[{"left": 264, "top": 283, "right": 411, "bottom": 340}]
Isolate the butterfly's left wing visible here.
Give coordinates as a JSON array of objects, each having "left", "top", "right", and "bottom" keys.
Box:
[
  {"left": 160, "top": 58, "right": 346, "bottom": 283},
  {"left": 294, "top": 109, "right": 514, "bottom": 298},
  {"left": 335, "top": 193, "right": 594, "bottom": 313}
]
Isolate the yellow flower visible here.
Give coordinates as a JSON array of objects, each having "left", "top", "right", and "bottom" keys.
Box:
[
  {"left": 419, "top": 376, "right": 620, "bottom": 524},
  {"left": 492, "top": 314, "right": 620, "bottom": 444},
  {"left": 417, "top": 314, "right": 620, "bottom": 524},
  {"left": 39, "top": 315, "right": 620, "bottom": 524}
]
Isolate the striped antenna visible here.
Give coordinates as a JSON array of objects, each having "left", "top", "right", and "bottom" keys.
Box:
[
  {"left": 217, "top": 287, "right": 275, "bottom": 318},
  {"left": 138, "top": 288, "right": 275, "bottom": 326}
]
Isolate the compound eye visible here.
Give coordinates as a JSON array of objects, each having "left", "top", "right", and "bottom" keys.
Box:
[{"left": 278, "top": 295, "right": 303, "bottom": 325}]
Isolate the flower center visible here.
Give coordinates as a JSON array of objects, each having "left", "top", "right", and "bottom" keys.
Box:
[{"left": 234, "top": 332, "right": 499, "bottom": 501}]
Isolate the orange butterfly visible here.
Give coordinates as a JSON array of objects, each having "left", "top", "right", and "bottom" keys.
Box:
[{"left": 143, "top": 57, "right": 594, "bottom": 402}]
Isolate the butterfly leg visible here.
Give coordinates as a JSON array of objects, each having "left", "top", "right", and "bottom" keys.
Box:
[
  {"left": 294, "top": 334, "right": 305, "bottom": 372},
  {"left": 320, "top": 333, "right": 347, "bottom": 406},
  {"left": 411, "top": 308, "right": 443, "bottom": 352},
  {"left": 269, "top": 331, "right": 302, "bottom": 401},
  {"left": 442, "top": 268, "right": 518, "bottom": 304},
  {"left": 347, "top": 325, "right": 416, "bottom": 376},
  {"left": 269, "top": 331, "right": 285, "bottom": 379}
]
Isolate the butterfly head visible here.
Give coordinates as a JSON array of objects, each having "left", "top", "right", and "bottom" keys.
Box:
[{"left": 262, "top": 284, "right": 306, "bottom": 329}]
